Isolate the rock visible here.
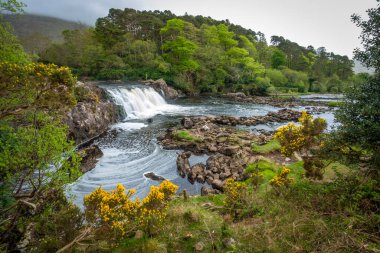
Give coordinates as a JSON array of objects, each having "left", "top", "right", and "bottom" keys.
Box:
[
  {"left": 135, "top": 230, "right": 144, "bottom": 239},
  {"left": 224, "top": 92, "right": 246, "bottom": 98},
  {"left": 222, "top": 238, "right": 237, "bottom": 249},
  {"left": 211, "top": 179, "right": 225, "bottom": 191},
  {"left": 182, "top": 117, "right": 194, "bottom": 129},
  {"left": 144, "top": 172, "right": 165, "bottom": 181},
  {"left": 67, "top": 101, "right": 118, "bottom": 144},
  {"left": 223, "top": 145, "right": 240, "bottom": 156},
  {"left": 141, "top": 79, "right": 179, "bottom": 99},
  {"left": 207, "top": 144, "right": 218, "bottom": 152},
  {"left": 176, "top": 152, "right": 192, "bottom": 177},
  {"left": 78, "top": 144, "right": 103, "bottom": 173},
  {"left": 201, "top": 186, "right": 221, "bottom": 196},
  {"left": 188, "top": 163, "right": 206, "bottom": 183},
  {"left": 194, "top": 242, "right": 205, "bottom": 251}
]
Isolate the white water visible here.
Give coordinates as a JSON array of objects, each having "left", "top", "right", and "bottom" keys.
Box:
[{"left": 106, "top": 86, "right": 183, "bottom": 119}]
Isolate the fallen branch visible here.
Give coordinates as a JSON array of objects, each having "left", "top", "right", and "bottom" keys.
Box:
[{"left": 56, "top": 226, "right": 93, "bottom": 253}]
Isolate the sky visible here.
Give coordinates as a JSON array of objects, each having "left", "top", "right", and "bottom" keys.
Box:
[{"left": 23, "top": 0, "right": 377, "bottom": 58}]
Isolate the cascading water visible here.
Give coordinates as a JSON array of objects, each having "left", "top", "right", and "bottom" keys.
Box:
[
  {"left": 106, "top": 86, "right": 181, "bottom": 119},
  {"left": 67, "top": 85, "right": 208, "bottom": 207}
]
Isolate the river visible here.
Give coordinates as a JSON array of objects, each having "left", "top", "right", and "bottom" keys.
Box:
[{"left": 67, "top": 83, "right": 336, "bottom": 206}]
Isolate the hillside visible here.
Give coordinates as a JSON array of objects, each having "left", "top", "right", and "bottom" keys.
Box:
[{"left": 4, "top": 13, "right": 87, "bottom": 41}]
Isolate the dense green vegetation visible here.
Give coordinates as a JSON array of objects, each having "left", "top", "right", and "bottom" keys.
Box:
[{"left": 26, "top": 8, "right": 358, "bottom": 95}]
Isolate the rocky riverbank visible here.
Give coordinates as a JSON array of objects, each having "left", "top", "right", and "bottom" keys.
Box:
[{"left": 158, "top": 109, "right": 303, "bottom": 194}]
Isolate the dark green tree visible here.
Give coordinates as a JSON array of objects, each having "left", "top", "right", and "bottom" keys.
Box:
[{"left": 335, "top": 0, "right": 380, "bottom": 175}]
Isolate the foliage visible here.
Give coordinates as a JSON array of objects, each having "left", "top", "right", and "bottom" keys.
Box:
[
  {"left": 84, "top": 180, "right": 178, "bottom": 240},
  {"left": 271, "top": 48, "right": 286, "bottom": 69},
  {"left": 0, "top": 62, "right": 77, "bottom": 120},
  {"left": 35, "top": 7, "right": 353, "bottom": 94},
  {"left": 269, "top": 167, "right": 293, "bottom": 190},
  {"left": 223, "top": 178, "right": 249, "bottom": 219},
  {"left": 0, "top": 20, "right": 30, "bottom": 63},
  {"left": 0, "top": 0, "right": 26, "bottom": 13},
  {"left": 351, "top": 0, "right": 380, "bottom": 71},
  {"left": 0, "top": 60, "right": 81, "bottom": 251},
  {"left": 274, "top": 112, "right": 327, "bottom": 179},
  {"left": 332, "top": 1, "right": 380, "bottom": 177}
]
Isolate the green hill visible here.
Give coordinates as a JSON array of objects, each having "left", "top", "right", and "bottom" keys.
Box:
[
  {"left": 4, "top": 13, "right": 88, "bottom": 41},
  {"left": 3, "top": 14, "right": 88, "bottom": 54}
]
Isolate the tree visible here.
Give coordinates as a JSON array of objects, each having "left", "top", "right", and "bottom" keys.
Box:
[
  {"left": 352, "top": 0, "right": 380, "bottom": 72},
  {"left": 0, "top": 21, "right": 30, "bottom": 63},
  {"left": 271, "top": 48, "right": 286, "bottom": 69},
  {"left": 0, "top": 62, "right": 81, "bottom": 248},
  {"left": 334, "top": 0, "right": 380, "bottom": 174},
  {"left": 0, "top": 0, "right": 26, "bottom": 13}
]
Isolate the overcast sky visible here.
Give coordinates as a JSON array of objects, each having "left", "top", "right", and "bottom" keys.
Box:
[{"left": 23, "top": 0, "right": 377, "bottom": 58}]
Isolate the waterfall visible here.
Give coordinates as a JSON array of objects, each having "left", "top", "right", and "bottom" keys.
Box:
[{"left": 105, "top": 86, "right": 176, "bottom": 119}]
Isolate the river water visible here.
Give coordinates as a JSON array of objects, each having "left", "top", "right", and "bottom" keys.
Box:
[{"left": 67, "top": 84, "right": 336, "bottom": 206}]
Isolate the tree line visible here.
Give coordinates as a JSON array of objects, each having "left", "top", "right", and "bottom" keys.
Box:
[{"left": 28, "top": 8, "right": 360, "bottom": 95}]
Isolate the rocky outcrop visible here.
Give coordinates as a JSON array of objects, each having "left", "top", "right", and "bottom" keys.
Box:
[
  {"left": 160, "top": 110, "right": 302, "bottom": 191},
  {"left": 188, "top": 163, "right": 206, "bottom": 184},
  {"left": 78, "top": 144, "right": 103, "bottom": 173},
  {"left": 67, "top": 83, "right": 118, "bottom": 144},
  {"left": 159, "top": 109, "right": 297, "bottom": 156},
  {"left": 222, "top": 93, "right": 326, "bottom": 107},
  {"left": 181, "top": 109, "right": 302, "bottom": 127},
  {"left": 141, "top": 79, "right": 180, "bottom": 99}
]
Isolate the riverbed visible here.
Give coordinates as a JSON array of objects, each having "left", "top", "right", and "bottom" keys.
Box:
[{"left": 67, "top": 84, "right": 336, "bottom": 206}]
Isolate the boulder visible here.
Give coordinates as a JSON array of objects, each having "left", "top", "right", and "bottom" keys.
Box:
[
  {"left": 201, "top": 186, "right": 221, "bottom": 196},
  {"left": 188, "top": 163, "right": 206, "bottom": 183},
  {"left": 176, "top": 152, "right": 192, "bottom": 178},
  {"left": 141, "top": 79, "right": 179, "bottom": 99},
  {"left": 182, "top": 117, "right": 194, "bottom": 129},
  {"left": 78, "top": 144, "right": 103, "bottom": 173},
  {"left": 144, "top": 172, "right": 165, "bottom": 181},
  {"left": 211, "top": 179, "right": 225, "bottom": 191},
  {"left": 67, "top": 83, "right": 118, "bottom": 144},
  {"left": 222, "top": 145, "right": 240, "bottom": 156}
]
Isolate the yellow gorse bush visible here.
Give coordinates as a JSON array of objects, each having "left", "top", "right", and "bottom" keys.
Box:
[
  {"left": 274, "top": 112, "right": 327, "bottom": 179},
  {"left": 224, "top": 178, "right": 248, "bottom": 218},
  {"left": 274, "top": 111, "right": 327, "bottom": 157},
  {"left": 84, "top": 180, "right": 178, "bottom": 238},
  {"left": 0, "top": 62, "right": 77, "bottom": 120},
  {"left": 270, "top": 167, "right": 293, "bottom": 188}
]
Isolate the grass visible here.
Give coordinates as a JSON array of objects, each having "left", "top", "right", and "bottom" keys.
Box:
[
  {"left": 251, "top": 139, "right": 281, "bottom": 154},
  {"left": 327, "top": 101, "right": 344, "bottom": 107},
  {"left": 115, "top": 197, "right": 226, "bottom": 252},
  {"left": 115, "top": 174, "right": 379, "bottom": 253},
  {"left": 174, "top": 130, "right": 201, "bottom": 143}
]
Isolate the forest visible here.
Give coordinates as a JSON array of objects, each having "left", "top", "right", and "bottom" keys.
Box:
[
  {"left": 0, "top": 0, "right": 379, "bottom": 252},
  {"left": 7, "top": 8, "right": 358, "bottom": 95}
]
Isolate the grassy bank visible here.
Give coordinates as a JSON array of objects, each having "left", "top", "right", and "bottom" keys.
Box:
[{"left": 113, "top": 160, "right": 379, "bottom": 253}]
